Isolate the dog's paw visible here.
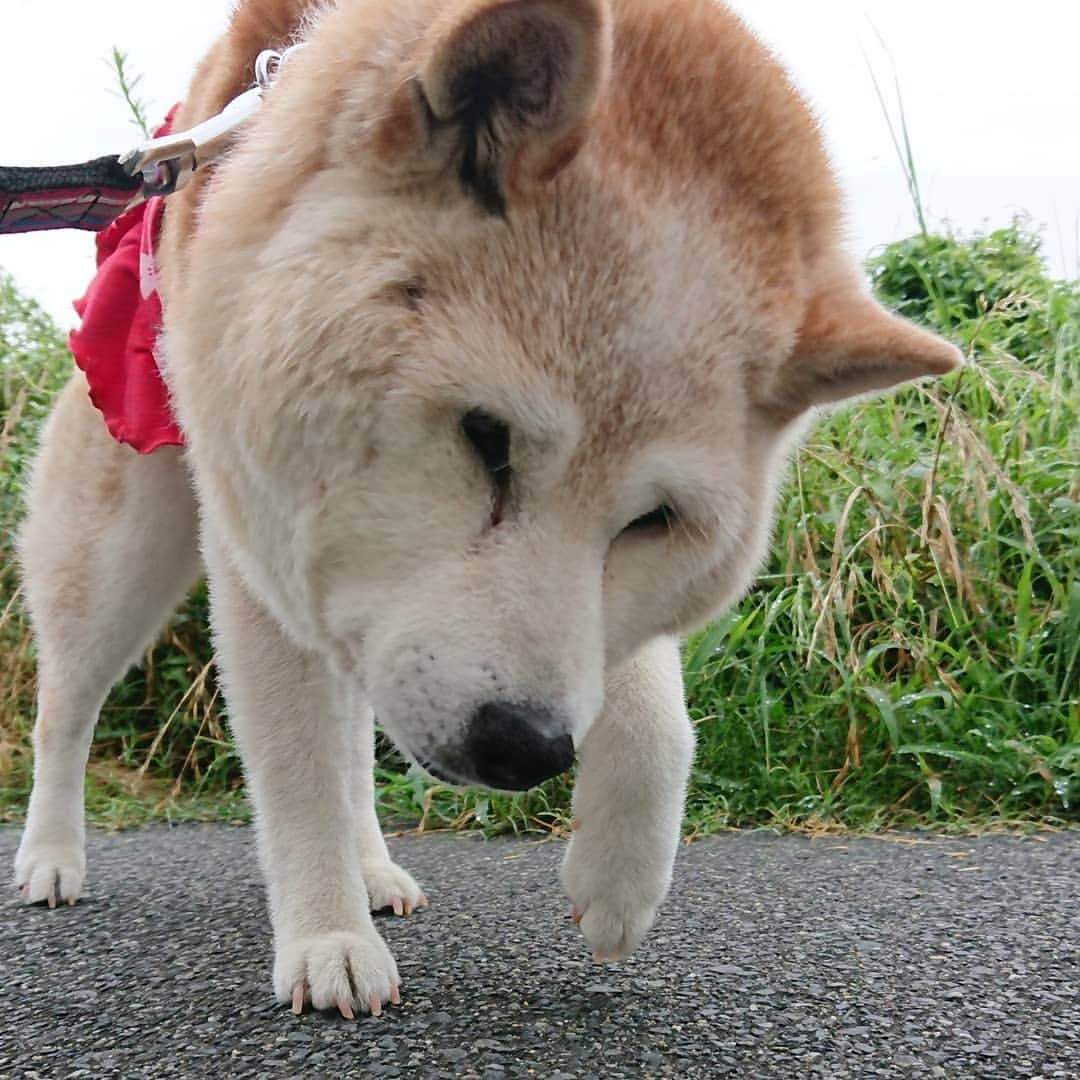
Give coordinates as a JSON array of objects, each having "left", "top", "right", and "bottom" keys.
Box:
[
  {"left": 362, "top": 857, "right": 428, "bottom": 917},
  {"left": 274, "top": 928, "right": 401, "bottom": 1017},
  {"left": 561, "top": 830, "right": 671, "bottom": 962},
  {"left": 565, "top": 891, "right": 660, "bottom": 963},
  {"left": 13, "top": 839, "right": 85, "bottom": 908}
]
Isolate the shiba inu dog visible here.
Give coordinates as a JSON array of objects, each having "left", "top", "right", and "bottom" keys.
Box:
[{"left": 14, "top": 0, "right": 960, "bottom": 1016}]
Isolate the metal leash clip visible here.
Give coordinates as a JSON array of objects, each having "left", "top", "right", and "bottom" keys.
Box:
[{"left": 119, "top": 45, "right": 303, "bottom": 198}]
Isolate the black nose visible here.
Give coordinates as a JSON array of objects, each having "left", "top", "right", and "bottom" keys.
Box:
[{"left": 463, "top": 702, "right": 575, "bottom": 790}]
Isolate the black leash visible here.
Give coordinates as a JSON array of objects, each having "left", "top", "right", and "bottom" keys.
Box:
[
  {"left": 0, "top": 156, "right": 143, "bottom": 234},
  {"left": 0, "top": 46, "right": 304, "bottom": 239}
]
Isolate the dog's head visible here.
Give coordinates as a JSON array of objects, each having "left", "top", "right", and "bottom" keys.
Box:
[{"left": 164, "top": 0, "right": 960, "bottom": 790}]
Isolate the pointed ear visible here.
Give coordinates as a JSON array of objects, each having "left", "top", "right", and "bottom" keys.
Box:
[
  {"left": 373, "top": 0, "right": 611, "bottom": 213},
  {"left": 759, "top": 287, "right": 963, "bottom": 419}
]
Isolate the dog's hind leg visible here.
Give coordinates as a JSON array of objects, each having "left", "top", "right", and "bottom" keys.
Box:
[
  {"left": 14, "top": 374, "right": 201, "bottom": 906},
  {"left": 561, "top": 636, "right": 695, "bottom": 961},
  {"left": 345, "top": 696, "right": 427, "bottom": 916}
]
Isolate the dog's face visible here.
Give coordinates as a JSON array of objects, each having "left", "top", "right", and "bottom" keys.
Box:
[
  {"left": 164, "top": 0, "right": 959, "bottom": 789},
  {"left": 291, "top": 198, "right": 779, "bottom": 789}
]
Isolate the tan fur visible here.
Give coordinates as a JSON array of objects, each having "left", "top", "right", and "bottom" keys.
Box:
[{"left": 16, "top": 0, "right": 960, "bottom": 1014}]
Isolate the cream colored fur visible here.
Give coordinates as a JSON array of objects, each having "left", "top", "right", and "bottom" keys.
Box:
[{"left": 14, "top": 0, "right": 960, "bottom": 1016}]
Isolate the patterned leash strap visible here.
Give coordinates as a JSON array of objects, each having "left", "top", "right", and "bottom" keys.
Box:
[
  {"left": 0, "top": 156, "right": 142, "bottom": 235},
  {"left": 0, "top": 46, "right": 304, "bottom": 238}
]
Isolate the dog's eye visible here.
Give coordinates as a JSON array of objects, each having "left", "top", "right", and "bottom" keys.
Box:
[
  {"left": 400, "top": 279, "right": 426, "bottom": 309},
  {"left": 461, "top": 409, "right": 510, "bottom": 476},
  {"left": 622, "top": 504, "right": 676, "bottom": 535},
  {"left": 461, "top": 409, "right": 511, "bottom": 523}
]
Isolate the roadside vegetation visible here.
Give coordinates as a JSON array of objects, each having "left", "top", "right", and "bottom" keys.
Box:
[{"left": 1, "top": 216, "right": 1076, "bottom": 835}]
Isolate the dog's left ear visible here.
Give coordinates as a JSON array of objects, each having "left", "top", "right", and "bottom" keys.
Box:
[
  {"left": 758, "top": 284, "right": 963, "bottom": 420},
  {"left": 373, "top": 0, "right": 612, "bottom": 212}
]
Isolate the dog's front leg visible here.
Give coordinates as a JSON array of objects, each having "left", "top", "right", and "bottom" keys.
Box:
[
  {"left": 207, "top": 545, "right": 399, "bottom": 1017},
  {"left": 561, "top": 636, "right": 695, "bottom": 962},
  {"left": 345, "top": 694, "right": 427, "bottom": 916}
]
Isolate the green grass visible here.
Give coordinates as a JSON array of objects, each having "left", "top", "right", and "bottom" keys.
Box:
[{"left": 0, "top": 215, "right": 1077, "bottom": 836}]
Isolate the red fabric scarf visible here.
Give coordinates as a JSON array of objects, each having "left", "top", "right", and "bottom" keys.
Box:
[{"left": 69, "top": 107, "right": 184, "bottom": 453}]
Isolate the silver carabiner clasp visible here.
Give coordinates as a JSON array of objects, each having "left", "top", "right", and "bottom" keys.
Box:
[
  {"left": 120, "top": 85, "right": 265, "bottom": 196},
  {"left": 119, "top": 45, "right": 304, "bottom": 198}
]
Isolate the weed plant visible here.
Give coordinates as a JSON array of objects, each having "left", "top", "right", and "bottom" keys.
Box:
[
  {"left": 682, "top": 220, "right": 1078, "bottom": 831},
  {"left": 0, "top": 222, "right": 1076, "bottom": 833}
]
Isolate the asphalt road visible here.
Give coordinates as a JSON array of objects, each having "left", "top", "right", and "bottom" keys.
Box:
[{"left": 1, "top": 826, "right": 1077, "bottom": 1079}]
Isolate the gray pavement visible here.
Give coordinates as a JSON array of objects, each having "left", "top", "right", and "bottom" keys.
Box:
[{"left": 1, "top": 825, "right": 1077, "bottom": 1079}]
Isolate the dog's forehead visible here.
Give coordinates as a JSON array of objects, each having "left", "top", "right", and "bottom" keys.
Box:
[{"left": 405, "top": 185, "right": 774, "bottom": 444}]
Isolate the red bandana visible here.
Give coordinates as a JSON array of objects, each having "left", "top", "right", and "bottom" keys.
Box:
[{"left": 69, "top": 107, "right": 185, "bottom": 454}]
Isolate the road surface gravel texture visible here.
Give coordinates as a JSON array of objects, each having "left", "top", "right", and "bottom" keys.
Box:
[{"left": 1, "top": 826, "right": 1077, "bottom": 1079}]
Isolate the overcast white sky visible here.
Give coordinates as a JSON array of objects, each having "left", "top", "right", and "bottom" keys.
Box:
[{"left": 2, "top": 0, "right": 1077, "bottom": 327}]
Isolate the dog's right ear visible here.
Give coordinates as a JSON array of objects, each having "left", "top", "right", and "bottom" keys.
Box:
[{"left": 371, "top": 0, "right": 612, "bottom": 213}]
